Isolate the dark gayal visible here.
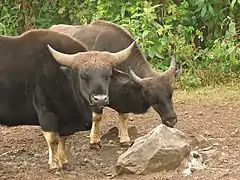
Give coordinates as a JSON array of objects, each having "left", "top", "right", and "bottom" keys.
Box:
[
  {"left": 0, "top": 29, "right": 134, "bottom": 169},
  {"left": 50, "top": 20, "right": 181, "bottom": 148}
]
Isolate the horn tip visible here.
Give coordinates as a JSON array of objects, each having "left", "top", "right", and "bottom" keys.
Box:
[
  {"left": 171, "top": 55, "right": 176, "bottom": 60},
  {"left": 130, "top": 42, "right": 135, "bottom": 49},
  {"left": 128, "top": 67, "right": 134, "bottom": 74},
  {"left": 129, "top": 68, "right": 134, "bottom": 75},
  {"left": 47, "top": 44, "right": 54, "bottom": 52}
]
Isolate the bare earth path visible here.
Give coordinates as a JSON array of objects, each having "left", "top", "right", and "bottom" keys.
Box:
[{"left": 0, "top": 86, "right": 239, "bottom": 180}]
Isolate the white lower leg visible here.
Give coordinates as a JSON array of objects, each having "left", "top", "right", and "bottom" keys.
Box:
[
  {"left": 118, "top": 113, "right": 130, "bottom": 144},
  {"left": 90, "top": 112, "right": 102, "bottom": 144},
  {"left": 57, "top": 136, "right": 69, "bottom": 165},
  {"left": 43, "top": 132, "right": 59, "bottom": 169}
]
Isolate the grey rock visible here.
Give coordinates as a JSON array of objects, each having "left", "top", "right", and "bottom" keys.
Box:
[
  {"left": 100, "top": 144, "right": 121, "bottom": 163},
  {"left": 128, "top": 126, "right": 139, "bottom": 140},
  {"left": 115, "top": 124, "right": 191, "bottom": 175},
  {"left": 101, "top": 127, "right": 119, "bottom": 143},
  {"left": 101, "top": 126, "right": 139, "bottom": 144},
  {"left": 183, "top": 150, "right": 206, "bottom": 176},
  {"left": 190, "top": 134, "right": 209, "bottom": 148}
]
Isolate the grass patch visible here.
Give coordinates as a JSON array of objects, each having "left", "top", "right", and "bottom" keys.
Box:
[{"left": 174, "top": 84, "right": 240, "bottom": 103}]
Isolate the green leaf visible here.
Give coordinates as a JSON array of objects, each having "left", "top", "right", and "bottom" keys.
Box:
[
  {"left": 157, "top": 26, "right": 164, "bottom": 36},
  {"left": 58, "top": 7, "right": 65, "bottom": 14},
  {"left": 145, "top": 41, "right": 154, "bottom": 45},
  {"left": 208, "top": 4, "right": 215, "bottom": 16},
  {"left": 131, "top": 13, "right": 143, "bottom": 18},
  {"left": 230, "top": 0, "right": 237, "bottom": 9},
  {"left": 227, "top": 21, "right": 236, "bottom": 35},
  {"left": 155, "top": 52, "right": 164, "bottom": 59},
  {"left": 236, "top": 48, "right": 240, "bottom": 55},
  {"left": 152, "top": 21, "right": 161, "bottom": 28},
  {"left": 227, "top": 46, "right": 236, "bottom": 54},
  {"left": 201, "top": 5, "right": 207, "bottom": 18},
  {"left": 142, "top": 30, "right": 150, "bottom": 38},
  {"left": 151, "top": 4, "right": 162, "bottom": 9},
  {"left": 148, "top": 48, "right": 155, "bottom": 58},
  {"left": 195, "top": 0, "right": 204, "bottom": 6}
]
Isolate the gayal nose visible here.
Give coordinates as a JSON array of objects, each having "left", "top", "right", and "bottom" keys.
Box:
[
  {"left": 92, "top": 94, "right": 109, "bottom": 104},
  {"left": 162, "top": 116, "right": 177, "bottom": 128}
]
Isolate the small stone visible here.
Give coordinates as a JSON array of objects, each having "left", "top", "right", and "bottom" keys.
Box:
[
  {"left": 108, "top": 140, "right": 115, "bottom": 144},
  {"left": 34, "top": 153, "right": 41, "bottom": 157},
  {"left": 198, "top": 112, "right": 204, "bottom": 115},
  {"left": 106, "top": 173, "right": 113, "bottom": 176},
  {"left": 189, "top": 157, "right": 205, "bottom": 171},
  {"left": 202, "top": 146, "right": 213, "bottom": 151},
  {"left": 191, "top": 151, "right": 200, "bottom": 158},
  {"left": 204, "top": 131, "right": 212, "bottom": 137},
  {"left": 129, "top": 115, "right": 134, "bottom": 121},
  {"left": 230, "top": 128, "right": 239, "bottom": 137},
  {"left": 116, "top": 150, "right": 124, "bottom": 155},
  {"left": 224, "top": 169, "right": 230, "bottom": 173},
  {"left": 23, "top": 161, "right": 29, "bottom": 166},
  {"left": 221, "top": 169, "right": 230, "bottom": 177},
  {"left": 235, "top": 128, "right": 239, "bottom": 133},
  {"left": 201, "top": 149, "right": 216, "bottom": 160},
  {"left": 190, "top": 134, "right": 208, "bottom": 148},
  {"left": 223, "top": 159, "right": 228, "bottom": 163},
  {"left": 182, "top": 167, "right": 192, "bottom": 176}
]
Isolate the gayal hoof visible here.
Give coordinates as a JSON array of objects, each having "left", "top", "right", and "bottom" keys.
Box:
[
  {"left": 120, "top": 141, "right": 132, "bottom": 148},
  {"left": 48, "top": 163, "right": 64, "bottom": 175},
  {"left": 58, "top": 154, "right": 69, "bottom": 165},
  {"left": 90, "top": 142, "right": 102, "bottom": 149},
  {"left": 62, "top": 163, "right": 74, "bottom": 171},
  {"left": 49, "top": 161, "right": 61, "bottom": 170},
  {"left": 48, "top": 158, "right": 69, "bottom": 172}
]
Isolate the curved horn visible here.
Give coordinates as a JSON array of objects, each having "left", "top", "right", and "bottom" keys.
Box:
[
  {"left": 47, "top": 45, "right": 77, "bottom": 67},
  {"left": 129, "top": 68, "right": 143, "bottom": 84},
  {"left": 110, "top": 42, "right": 135, "bottom": 63},
  {"left": 169, "top": 55, "right": 177, "bottom": 72}
]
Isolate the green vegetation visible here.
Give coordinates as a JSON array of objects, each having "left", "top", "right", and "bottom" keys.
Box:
[{"left": 0, "top": 0, "right": 239, "bottom": 89}]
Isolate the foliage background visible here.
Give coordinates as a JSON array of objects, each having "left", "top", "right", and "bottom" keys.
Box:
[{"left": 0, "top": 0, "right": 239, "bottom": 89}]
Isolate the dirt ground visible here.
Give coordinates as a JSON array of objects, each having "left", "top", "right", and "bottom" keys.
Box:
[{"left": 0, "top": 86, "right": 239, "bottom": 180}]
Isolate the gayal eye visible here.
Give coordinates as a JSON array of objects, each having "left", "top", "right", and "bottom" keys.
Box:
[
  {"left": 81, "top": 75, "right": 89, "bottom": 81},
  {"left": 105, "top": 76, "right": 111, "bottom": 81}
]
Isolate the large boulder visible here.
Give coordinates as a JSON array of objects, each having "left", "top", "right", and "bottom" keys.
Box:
[{"left": 115, "top": 124, "right": 191, "bottom": 175}]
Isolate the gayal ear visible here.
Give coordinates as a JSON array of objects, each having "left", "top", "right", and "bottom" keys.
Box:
[
  {"left": 59, "top": 66, "right": 73, "bottom": 79},
  {"left": 112, "top": 68, "right": 131, "bottom": 84}
]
